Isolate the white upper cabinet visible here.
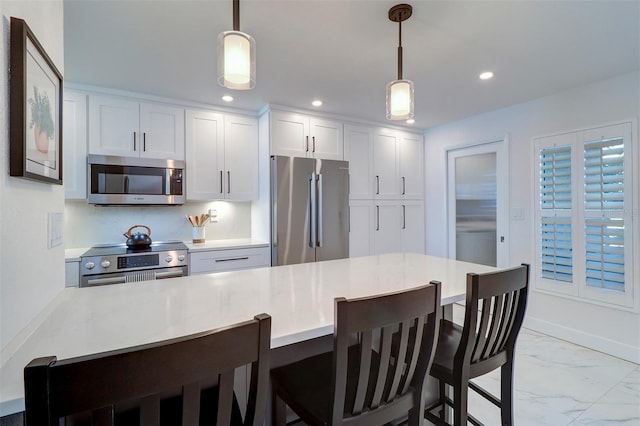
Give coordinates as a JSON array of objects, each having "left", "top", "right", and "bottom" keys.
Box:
[
  {"left": 63, "top": 89, "right": 87, "bottom": 200},
  {"left": 223, "top": 114, "right": 259, "bottom": 200},
  {"left": 185, "top": 109, "right": 258, "bottom": 201},
  {"left": 89, "top": 94, "right": 184, "bottom": 160},
  {"left": 398, "top": 131, "right": 424, "bottom": 199},
  {"left": 270, "top": 110, "right": 343, "bottom": 160},
  {"left": 344, "top": 124, "right": 374, "bottom": 199},
  {"left": 185, "top": 109, "right": 224, "bottom": 200},
  {"left": 373, "top": 128, "right": 400, "bottom": 199}
]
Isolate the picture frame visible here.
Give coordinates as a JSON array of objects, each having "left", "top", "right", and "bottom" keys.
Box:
[{"left": 10, "top": 17, "right": 63, "bottom": 185}]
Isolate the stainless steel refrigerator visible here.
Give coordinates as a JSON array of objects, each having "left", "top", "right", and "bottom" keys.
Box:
[{"left": 271, "top": 155, "right": 349, "bottom": 266}]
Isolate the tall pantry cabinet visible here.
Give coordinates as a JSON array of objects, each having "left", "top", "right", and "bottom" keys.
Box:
[{"left": 345, "top": 124, "right": 425, "bottom": 257}]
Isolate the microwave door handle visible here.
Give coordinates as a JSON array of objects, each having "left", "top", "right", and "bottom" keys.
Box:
[{"left": 165, "top": 169, "right": 171, "bottom": 195}]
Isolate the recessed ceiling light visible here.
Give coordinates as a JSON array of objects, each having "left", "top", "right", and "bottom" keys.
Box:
[
  {"left": 406, "top": 119, "right": 415, "bottom": 124},
  {"left": 312, "top": 100, "right": 323, "bottom": 107},
  {"left": 479, "top": 71, "right": 494, "bottom": 80},
  {"left": 222, "top": 95, "right": 234, "bottom": 102}
]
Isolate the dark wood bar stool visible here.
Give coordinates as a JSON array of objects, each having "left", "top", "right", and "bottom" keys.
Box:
[
  {"left": 23, "top": 313, "right": 271, "bottom": 426},
  {"left": 425, "top": 264, "right": 530, "bottom": 426},
  {"left": 271, "top": 282, "right": 441, "bottom": 426}
]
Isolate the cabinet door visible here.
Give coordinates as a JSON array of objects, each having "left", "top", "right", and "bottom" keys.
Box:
[
  {"left": 309, "top": 117, "right": 343, "bottom": 160},
  {"left": 139, "top": 103, "right": 185, "bottom": 160},
  {"left": 270, "top": 111, "right": 309, "bottom": 157},
  {"left": 401, "top": 201, "right": 425, "bottom": 253},
  {"left": 185, "top": 109, "right": 224, "bottom": 200},
  {"left": 349, "top": 200, "right": 374, "bottom": 257},
  {"left": 399, "top": 132, "right": 424, "bottom": 199},
  {"left": 224, "top": 115, "right": 259, "bottom": 200},
  {"left": 88, "top": 94, "right": 139, "bottom": 156},
  {"left": 372, "top": 202, "right": 401, "bottom": 255},
  {"left": 344, "top": 125, "right": 374, "bottom": 199},
  {"left": 373, "top": 128, "right": 400, "bottom": 199},
  {"left": 63, "top": 90, "right": 87, "bottom": 199}
]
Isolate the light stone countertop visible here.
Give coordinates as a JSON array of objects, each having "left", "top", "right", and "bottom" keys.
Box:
[{"left": 0, "top": 253, "right": 497, "bottom": 416}]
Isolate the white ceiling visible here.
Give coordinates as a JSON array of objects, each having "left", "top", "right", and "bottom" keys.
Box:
[{"left": 64, "top": 0, "right": 640, "bottom": 130}]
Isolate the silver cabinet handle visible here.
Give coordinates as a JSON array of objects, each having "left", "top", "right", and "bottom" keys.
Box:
[
  {"left": 376, "top": 176, "right": 380, "bottom": 195},
  {"left": 317, "top": 173, "right": 323, "bottom": 247},
  {"left": 227, "top": 171, "right": 231, "bottom": 193},
  {"left": 402, "top": 177, "right": 406, "bottom": 195},
  {"left": 312, "top": 136, "right": 316, "bottom": 153},
  {"left": 306, "top": 135, "right": 309, "bottom": 152},
  {"left": 402, "top": 205, "right": 406, "bottom": 230},
  {"left": 133, "top": 132, "right": 137, "bottom": 151},
  {"left": 143, "top": 132, "right": 147, "bottom": 151},
  {"left": 376, "top": 205, "right": 380, "bottom": 231},
  {"left": 219, "top": 170, "right": 223, "bottom": 194},
  {"left": 215, "top": 257, "right": 249, "bottom": 262}
]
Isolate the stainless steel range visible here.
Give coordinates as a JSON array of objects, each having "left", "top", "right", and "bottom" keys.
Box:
[{"left": 79, "top": 241, "right": 188, "bottom": 287}]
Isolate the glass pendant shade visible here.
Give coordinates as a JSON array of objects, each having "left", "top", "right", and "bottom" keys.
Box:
[
  {"left": 217, "top": 30, "right": 256, "bottom": 90},
  {"left": 386, "top": 79, "right": 414, "bottom": 120}
]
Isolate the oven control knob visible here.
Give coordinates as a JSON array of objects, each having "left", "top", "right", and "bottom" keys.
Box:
[
  {"left": 84, "top": 261, "right": 95, "bottom": 270},
  {"left": 178, "top": 254, "right": 185, "bottom": 262},
  {"left": 165, "top": 255, "right": 173, "bottom": 263},
  {"left": 100, "top": 259, "right": 111, "bottom": 269}
]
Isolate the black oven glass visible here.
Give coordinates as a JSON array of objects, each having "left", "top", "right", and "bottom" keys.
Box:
[{"left": 117, "top": 254, "right": 160, "bottom": 269}]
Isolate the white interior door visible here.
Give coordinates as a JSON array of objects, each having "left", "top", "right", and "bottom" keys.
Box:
[{"left": 447, "top": 140, "right": 509, "bottom": 267}]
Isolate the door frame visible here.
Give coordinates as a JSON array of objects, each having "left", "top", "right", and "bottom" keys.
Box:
[{"left": 446, "top": 137, "right": 510, "bottom": 268}]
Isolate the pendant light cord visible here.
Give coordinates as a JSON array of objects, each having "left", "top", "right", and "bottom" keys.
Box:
[
  {"left": 397, "top": 18, "right": 403, "bottom": 80},
  {"left": 233, "top": 0, "right": 240, "bottom": 31}
]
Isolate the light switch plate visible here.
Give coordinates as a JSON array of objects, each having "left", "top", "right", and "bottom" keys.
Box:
[{"left": 48, "top": 212, "right": 64, "bottom": 248}]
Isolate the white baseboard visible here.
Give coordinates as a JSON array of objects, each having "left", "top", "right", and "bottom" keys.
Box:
[{"left": 525, "top": 316, "right": 640, "bottom": 364}]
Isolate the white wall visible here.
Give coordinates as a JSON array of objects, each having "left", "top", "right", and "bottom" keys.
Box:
[
  {"left": 1, "top": 1, "right": 65, "bottom": 350},
  {"left": 424, "top": 71, "right": 640, "bottom": 362},
  {"left": 64, "top": 200, "right": 252, "bottom": 248}
]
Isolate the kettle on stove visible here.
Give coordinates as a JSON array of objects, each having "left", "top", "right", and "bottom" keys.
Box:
[{"left": 123, "top": 225, "right": 152, "bottom": 248}]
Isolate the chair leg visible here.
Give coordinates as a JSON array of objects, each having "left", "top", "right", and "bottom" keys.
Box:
[
  {"left": 438, "top": 380, "right": 446, "bottom": 421},
  {"left": 453, "top": 381, "right": 469, "bottom": 426},
  {"left": 500, "top": 359, "right": 515, "bottom": 426},
  {"left": 272, "top": 384, "right": 287, "bottom": 426}
]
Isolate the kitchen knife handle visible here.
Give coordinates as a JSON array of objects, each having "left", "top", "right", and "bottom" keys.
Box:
[
  {"left": 317, "top": 173, "right": 323, "bottom": 247},
  {"left": 376, "top": 205, "right": 380, "bottom": 231},
  {"left": 227, "top": 171, "right": 231, "bottom": 194},
  {"left": 220, "top": 170, "right": 223, "bottom": 194},
  {"left": 376, "top": 176, "right": 380, "bottom": 195}
]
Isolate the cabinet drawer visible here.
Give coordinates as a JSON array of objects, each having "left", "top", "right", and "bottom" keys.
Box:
[{"left": 189, "top": 247, "right": 270, "bottom": 275}]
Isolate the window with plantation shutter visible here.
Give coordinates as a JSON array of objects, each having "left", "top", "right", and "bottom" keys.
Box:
[{"left": 534, "top": 122, "right": 635, "bottom": 309}]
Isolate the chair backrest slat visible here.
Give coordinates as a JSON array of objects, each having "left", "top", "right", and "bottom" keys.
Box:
[
  {"left": 331, "top": 282, "right": 441, "bottom": 425},
  {"left": 24, "top": 314, "right": 271, "bottom": 426},
  {"left": 216, "top": 370, "right": 235, "bottom": 425},
  {"left": 457, "top": 264, "right": 530, "bottom": 367},
  {"left": 353, "top": 330, "right": 373, "bottom": 414},
  {"left": 181, "top": 382, "right": 201, "bottom": 425},
  {"left": 140, "top": 394, "right": 160, "bottom": 426}
]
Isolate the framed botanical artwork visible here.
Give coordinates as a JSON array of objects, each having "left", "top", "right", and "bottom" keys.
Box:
[{"left": 10, "top": 17, "right": 63, "bottom": 184}]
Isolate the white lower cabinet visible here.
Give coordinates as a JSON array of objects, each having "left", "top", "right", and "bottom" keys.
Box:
[
  {"left": 349, "top": 200, "right": 425, "bottom": 257},
  {"left": 189, "top": 247, "right": 270, "bottom": 275}
]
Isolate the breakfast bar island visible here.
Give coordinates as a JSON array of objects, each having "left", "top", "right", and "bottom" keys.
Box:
[{"left": 0, "top": 253, "right": 497, "bottom": 417}]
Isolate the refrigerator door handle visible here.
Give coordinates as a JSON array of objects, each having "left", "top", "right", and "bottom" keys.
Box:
[
  {"left": 317, "top": 173, "right": 323, "bottom": 247},
  {"left": 309, "top": 172, "right": 317, "bottom": 248}
]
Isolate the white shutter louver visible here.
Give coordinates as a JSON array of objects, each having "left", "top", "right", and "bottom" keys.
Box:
[
  {"left": 540, "top": 216, "right": 573, "bottom": 282},
  {"left": 584, "top": 138, "right": 624, "bottom": 210},
  {"left": 540, "top": 146, "right": 572, "bottom": 209},
  {"left": 585, "top": 218, "right": 625, "bottom": 291}
]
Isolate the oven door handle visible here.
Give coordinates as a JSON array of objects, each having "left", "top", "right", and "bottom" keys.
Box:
[
  {"left": 155, "top": 270, "right": 185, "bottom": 279},
  {"left": 85, "top": 276, "right": 126, "bottom": 286}
]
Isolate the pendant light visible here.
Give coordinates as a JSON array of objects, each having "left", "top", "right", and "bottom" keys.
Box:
[
  {"left": 386, "top": 4, "right": 414, "bottom": 120},
  {"left": 217, "top": 0, "right": 256, "bottom": 90}
]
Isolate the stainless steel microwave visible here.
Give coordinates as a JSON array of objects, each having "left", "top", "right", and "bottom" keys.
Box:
[{"left": 87, "top": 155, "right": 185, "bottom": 205}]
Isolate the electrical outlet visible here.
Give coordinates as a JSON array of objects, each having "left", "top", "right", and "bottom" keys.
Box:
[{"left": 209, "top": 209, "right": 218, "bottom": 223}]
